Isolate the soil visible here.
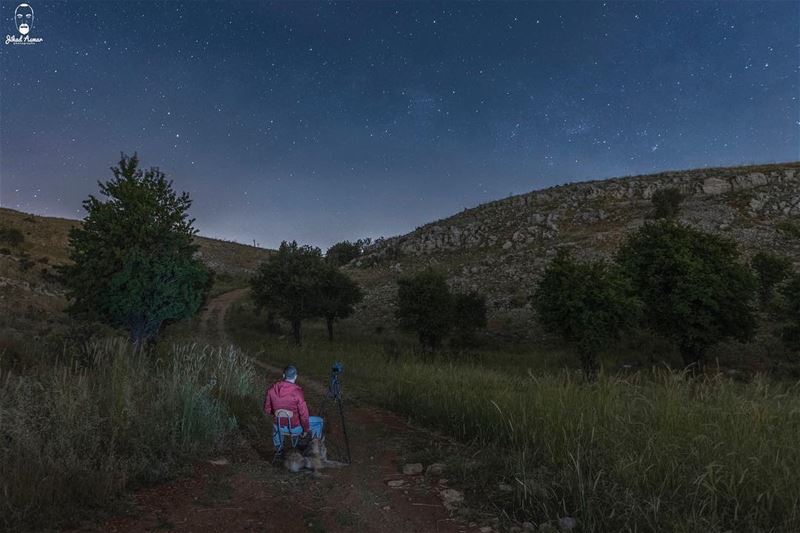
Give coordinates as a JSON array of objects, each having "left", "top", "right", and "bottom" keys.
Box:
[{"left": 75, "top": 289, "right": 485, "bottom": 533}]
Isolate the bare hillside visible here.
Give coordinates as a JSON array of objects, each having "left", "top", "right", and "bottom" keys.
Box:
[{"left": 346, "top": 162, "right": 800, "bottom": 338}]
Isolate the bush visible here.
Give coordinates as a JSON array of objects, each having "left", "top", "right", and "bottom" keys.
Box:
[
  {"left": 325, "top": 238, "right": 370, "bottom": 267},
  {"left": 0, "top": 339, "right": 256, "bottom": 531},
  {"left": 651, "top": 187, "right": 683, "bottom": 219},
  {"left": 396, "top": 269, "right": 454, "bottom": 351},
  {"left": 779, "top": 273, "right": 800, "bottom": 352},
  {"left": 0, "top": 225, "right": 25, "bottom": 248},
  {"left": 533, "top": 252, "right": 641, "bottom": 377},
  {"left": 751, "top": 251, "right": 792, "bottom": 307},
  {"left": 452, "top": 292, "right": 488, "bottom": 347},
  {"left": 617, "top": 221, "right": 757, "bottom": 369}
]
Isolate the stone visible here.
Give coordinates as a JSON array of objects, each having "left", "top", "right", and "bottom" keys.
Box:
[
  {"left": 387, "top": 479, "right": 406, "bottom": 488},
  {"left": 479, "top": 527, "right": 493, "bottom": 533},
  {"left": 521, "top": 522, "right": 535, "bottom": 532},
  {"left": 702, "top": 177, "right": 729, "bottom": 195},
  {"left": 426, "top": 462, "right": 446, "bottom": 475},
  {"left": 440, "top": 488, "right": 464, "bottom": 510},
  {"left": 402, "top": 463, "right": 423, "bottom": 475},
  {"left": 208, "top": 458, "right": 229, "bottom": 465},
  {"left": 498, "top": 483, "right": 514, "bottom": 492},
  {"left": 558, "top": 517, "right": 577, "bottom": 531},
  {"left": 502, "top": 240, "right": 513, "bottom": 250}
]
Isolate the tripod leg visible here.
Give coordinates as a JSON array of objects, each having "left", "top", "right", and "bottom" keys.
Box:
[{"left": 337, "top": 398, "right": 352, "bottom": 464}]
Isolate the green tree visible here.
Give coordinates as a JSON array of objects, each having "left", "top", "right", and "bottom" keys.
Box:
[
  {"left": 651, "top": 188, "right": 684, "bottom": 219},
  {"left": 751, "top": 251, "right": 792, "bottom": 307},
  {"left": 778, "top": 273, "right": 800, "bottom": 351},
  {"left": 452, "top": 291, "right": 488, "bottom": 346},
  {"left": 62, "top": 153, "right": 211, "bottom": 346},
  {"left": 533, "top": 252, "right": 640, "bottom": 378},
  {"left": 396, "top": 269, "right": 453, "bottom": 351},
  {"left": 317, "top": 266, "right": 363, "bottom": 341},
  {"left": 250, "top": 241, "right": 326, "bottom": 345},
  {"left": 617, "top": 221, "right": 757, "bottom": 369},
  {"left": 326, "top": 238, "right": 370, "bottom": 267}
]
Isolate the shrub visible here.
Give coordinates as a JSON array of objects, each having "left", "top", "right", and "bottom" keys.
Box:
[
  {"left": 751, "top": 251, "right": 792, "bottom": 307},
  {"left": 776, "top": 218, "right": 800, "bottom": 238},
  {"left": 617, "top": 221, "right": 757, "bottom": 369},
  {"left": 396, "top": 269, "right": 453, "bottom": 351},
  {"left": 317, "top": 266, "right": 363, "bottom": 341},
  {"left": 779, "top": 273, "right": 800, "bottom": 352},
  {"left": 0, "top": 339, "right": 256, "bottom": 531},
  {"left": 651, "top": 187, "right": 683, "bottom": 219},
  {"left": 533, "top": 252, "right": 641, "bottom": 377},
  {"left": 0, "top": 225, "right": 25, "bottom": 248},
  {"left": 325, "top": 238, "right": 370, "bottom": 267},
  {"left": 452, "top": 291, "right": 488, "bottom": 347}
]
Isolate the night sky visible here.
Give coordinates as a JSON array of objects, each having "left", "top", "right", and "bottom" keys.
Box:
[{"left": 1, "top": 1, "right": 798, "bottom": 249}]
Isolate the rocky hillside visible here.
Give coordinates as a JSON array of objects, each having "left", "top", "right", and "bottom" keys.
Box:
[
  {"left": 0, "top": 207, "right": 272, "bottom": 339},
  {"left": 345, "top": 162, "right": 800, "bottom": 339}
]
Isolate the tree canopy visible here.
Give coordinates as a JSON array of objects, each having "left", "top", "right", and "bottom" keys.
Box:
[
  {"left": 250, "top": 241, "right": 326, "bottom": 344},
  {"left": 395, "top": 269, "right": 454, "bottom": 351},
  {"left": 751, "top": 251, "right": 792, "bottom": 307},
  {"left": 317, "top": 266, "right": 364, "bottom": 340},
  {"left": 62, "top": 153, "right": 211, "bottom": 346},
  {"left": 533, "top": 252, "right": 640, "bottom": 377},
  {"left": 616, "top": 221, "right": 757, "bottom": 369},
  {"left": 651, "top": 187, "right": 684, "bottom": 219},
  {"left": 326, "top": 238, "right": 371, "bottom": 267}
]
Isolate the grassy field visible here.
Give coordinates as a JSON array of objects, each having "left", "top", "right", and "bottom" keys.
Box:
[
  {"left": 0, "top": 339, "right": 258, "bottom": 531},
  {"left": 228, "top": 300, "right": 800, "bottom": 532}
]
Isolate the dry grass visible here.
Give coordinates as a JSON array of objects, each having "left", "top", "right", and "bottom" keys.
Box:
[
  {"left": 227, "top": 302, "right": 800, "bottom": 532},
  {"left": 0, "top": 339, "right": 258, "bottom": 531}
]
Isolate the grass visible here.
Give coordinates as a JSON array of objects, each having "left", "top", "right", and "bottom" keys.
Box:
[
  {"left": 0, "top": 338, "right": 259, "bottom": 531},
  {"left": 228, "top": 300, "right": 800, "bottom": 532}
]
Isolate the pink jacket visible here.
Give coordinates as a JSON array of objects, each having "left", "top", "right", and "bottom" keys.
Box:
[{"left": 263, "top": 380, "right": 310, "bottom": 432}]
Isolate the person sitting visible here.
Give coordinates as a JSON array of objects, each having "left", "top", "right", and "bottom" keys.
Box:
[{"left": 264, "top": 365, "right": 310, "bottom": 454}]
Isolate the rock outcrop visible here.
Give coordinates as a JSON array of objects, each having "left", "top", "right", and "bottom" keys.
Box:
[{"left": 346, "top": 163, "right": 800, "bottom": 339}]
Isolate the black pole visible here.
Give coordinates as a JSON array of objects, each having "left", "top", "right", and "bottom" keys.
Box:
[{"left": 337, "top": 397, "right": 352, "bottom": 464}]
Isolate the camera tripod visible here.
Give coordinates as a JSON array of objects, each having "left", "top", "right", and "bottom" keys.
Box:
[{"left": 319, "top": 362, "right": 352, "bottom": 464}]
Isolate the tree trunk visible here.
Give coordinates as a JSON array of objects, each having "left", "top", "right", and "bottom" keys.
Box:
[
  {"left": 679, "top": 344, "right": 704, "bottom": 374},
  {"left": 326, "top": 316, "right": 334, "bottom": 341},
  {"left": 291, "top": 319, "right": 302, "bottom": 345},
  {"left": 580, "top": 350, "right": 598, "bottom": 381}
]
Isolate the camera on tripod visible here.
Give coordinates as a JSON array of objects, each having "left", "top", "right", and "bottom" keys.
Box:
[{"left": 331, "top": 362, "right": 344, "bottom": 374}]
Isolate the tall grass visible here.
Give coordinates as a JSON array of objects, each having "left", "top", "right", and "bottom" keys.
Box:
[
  {"left": 0, "top": 339, "right": 257, "bottom": 531},
  {"left": 228, "top": 303, "right": 800, "bottom": 532}
]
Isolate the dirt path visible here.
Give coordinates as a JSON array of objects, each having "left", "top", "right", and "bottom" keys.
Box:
[{"left": 90, "top": 290, "right": 484, "bottom": 533}]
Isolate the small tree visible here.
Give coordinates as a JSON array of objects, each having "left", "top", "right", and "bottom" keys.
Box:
[
  {"left": 326, "top": 238, "right": 370, "bottom": 267},
  {"left": 533, "top": 252, "right": 640, "bottom": 378},
  {"left": 396, "top": 269, "right": 453, "bottom": 351},
  {"left": 651, "top": 188, "right": 683, "bottom": 219},
  {"left": 617, "top": 221, "right": 757, "bottom": 369},
  {"left": 452, "top": 291, "right": 488, "bottom": 346},
  {"left": 62, "top": 153, "right": 211, "bottom": 346},
  {"left": 317, "top": 266, "right": 363, "bottom": 341},
  {"left": 778, "top": 273, "right": 800, "bottom": 351},
  {"left": 250, "top": 241, "right": 326, "bottom": 345},
  {"left": 751, "top": 251, "right": 792, "bottom": 307}
]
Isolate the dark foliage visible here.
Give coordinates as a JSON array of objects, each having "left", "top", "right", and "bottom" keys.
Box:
[
  {"left": 651, "top": 187, "right": 684, "bottom": 219},
  {"left": 452, "top": 291, "right": 488, "bottom": 347},
  {"left": 396, "top": 269, "right": 454, "bottom": 351},
  {"left": 751, "top": 251, "right": 792, "bottom": 307},
  {"left": 617, "top": 221, "right": 757, "bottom": 369},
  {"left": 61, "top": 153, "right": 211, "bottom": 346},
  {"left": 0, "top": 225, "right": 25, "bottom": 248},
  {"left": 533, "top": 252, "right": 641, "bottom": 378},
  {"left": 325, "top": 238, "right": 371, "bottom": 267},
  {"left": 317, "top": 266, "right": 363, "bottom": 341}
]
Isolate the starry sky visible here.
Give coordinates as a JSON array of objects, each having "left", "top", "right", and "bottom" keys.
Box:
[{"left": 1, "top": 1, "right": 798, "bottom": 249}]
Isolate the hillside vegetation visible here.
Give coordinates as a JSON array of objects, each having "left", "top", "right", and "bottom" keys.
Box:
[
  {"left": 0, "top": 206, "right": 272, "bottom": 342},
  {"left": 345, "top": 163, "right": 800, "bottom": 339}
]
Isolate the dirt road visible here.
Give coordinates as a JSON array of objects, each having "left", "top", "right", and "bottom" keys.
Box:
[{"left": 92, "top": 290, "right": 483, "bottom": 533}]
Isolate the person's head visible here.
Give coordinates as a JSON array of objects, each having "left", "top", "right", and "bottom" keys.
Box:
[{"left": 283, "top": 365, "right": 298, "bottom": 383}]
